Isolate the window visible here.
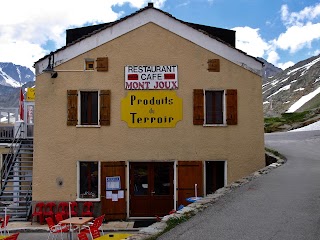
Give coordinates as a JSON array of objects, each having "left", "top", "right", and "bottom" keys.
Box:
[
  {"left": 205, "top": 90, "right": 224, "bottom": 124},
  {"left": 85, "top": 60, "right": 94, "bottom": 70},
  {"left": 81, "top": 91, "right": 98, "bottom": 125},
  {"left": 78, "top": 161, "right": 100, "bottom": 200},
  {"left": 193, "top": 89, "right": 237, "bottom": 125},
  {"left": 67, "top": 90, "right": 111, "bottom": 126}
]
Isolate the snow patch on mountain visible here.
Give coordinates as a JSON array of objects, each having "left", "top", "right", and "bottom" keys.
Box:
[
  {"left": 286, "top": 86, "right": 320, "bottom": 113},
  {"left": 0, "top": 67, "right": 21, "bottom": 87}
]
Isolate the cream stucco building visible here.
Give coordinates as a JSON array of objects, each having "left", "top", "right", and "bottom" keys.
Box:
[{"left": 33, "top": 3, "right": 265, "bottom": 220}]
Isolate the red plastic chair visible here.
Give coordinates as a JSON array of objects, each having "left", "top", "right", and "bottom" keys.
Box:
[
  {"left": 46, "top": 217, "right": 69, "bottom": 240},
  {"left": 3, "top": 233, "right": 19, "bottom": 240},
  {"left": 80, "top": 214, "right": 105, "bottom": 237},
  {"left": 56, "top": 202, "right": 68, "bottom": 219},
  {"left": 43, "top": 202, "right": 56, "bottom": 220},
  {"left": 69, "top": 202, "right": 78, "bottom": 217},
  {"left": 91, "top": 227, "right": 100, "bottom": 239},
  {"left": 31, "top": 202, "right": 45, "bottom": 225},
  {"left": 0, "top": 215, "right": 10, "bottom": 235},
  {"left": 77, "top": 232, "right": 89, "bottom": 240},
  {"left": 82, "top": 201, "right": 93, "bottom": 217},
  {"left": 55, "top": 213, "right": 64, "bottom": 225}
]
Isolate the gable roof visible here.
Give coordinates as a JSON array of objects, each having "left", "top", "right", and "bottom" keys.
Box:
[
  {"left": 66, "top": 21, "right": 236, "bottom": 48},
  {"left": 35, "top": 3, "right": 262, "bottom": 76}
]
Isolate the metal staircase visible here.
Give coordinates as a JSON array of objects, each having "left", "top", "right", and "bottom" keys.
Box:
[{"left": 0, "top": 123, "right": 33, "bottom": 221}]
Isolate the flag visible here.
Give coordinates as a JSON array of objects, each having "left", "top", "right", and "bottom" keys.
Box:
[{"left": 19, "top": 88, "right": 24, "bottom": 121}]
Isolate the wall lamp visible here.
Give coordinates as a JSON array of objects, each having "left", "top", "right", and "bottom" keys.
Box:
[{"left": 43, "top": 52, "right": 58, "bottom": 78}]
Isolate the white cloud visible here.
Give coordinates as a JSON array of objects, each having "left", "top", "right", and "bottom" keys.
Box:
[
  {"left": 275, "top": 3, "right": 320, "bottom": 55},
  {"left": 277, "top": 61, "right": 295, "bottom": 70},
  {"left": 313, "top": 49, "right": 320, "bottom": 56},
  {"left": 274, "top": 22, "right": 320, "bottom": 53},
  {"left": 281, "top": 3, "right": 320, "bottom": 27},
  {"left": 0, "top": 0, "right": 166, "bottom": 69},
  {"left": 265, "top": 50, "right": 293, "bottom": 70},
  {"left": 176, "top": 1, "right": 191, "bottom": 7},
  {"left": 232, "top": 27, "right": 270, "bottom": 57},
  {"left": 266, "top": 51, "right": 279, "bottom": 65}
]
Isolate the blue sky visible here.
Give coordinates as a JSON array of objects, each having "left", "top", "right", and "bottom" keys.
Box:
[{"left": 0, "top": 0, "right": 319, "bottom": 70}]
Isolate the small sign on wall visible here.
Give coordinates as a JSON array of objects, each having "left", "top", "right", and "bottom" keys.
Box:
[
  {"left": 26, "top": 88, "right": 35, "bottom": 101},
  {"left": 121, "top": 91, "right": 183, "bottom": 128},
  {"left": 125, "top": 65, "right": 178, "bottom": 90},
  {"left": 106, "top": 176, "right": 121, "bottom": 190},
  {"left": 207, "top": 59, "right": 220, "bottom": 72}
]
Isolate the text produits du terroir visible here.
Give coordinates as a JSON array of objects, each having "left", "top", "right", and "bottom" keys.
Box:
[{"left": 129, "top": 95, "right": 175, "bottom": 124}]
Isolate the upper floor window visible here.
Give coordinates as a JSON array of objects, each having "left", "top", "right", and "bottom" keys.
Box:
[
  {"left": 205, "top": 90, "right": 224, "bottom": 124},
  {"left": 193, "top": 89, "right": 237, "bottom": 126},
  {"left": 85, "top": 61, "right": 94, "bottom": 70},
  {"left": 67, "top": 90, "right": 111, "bottom": 126},
  {"left": 81, "top": 91, "right": 98, "bottom": 125}
]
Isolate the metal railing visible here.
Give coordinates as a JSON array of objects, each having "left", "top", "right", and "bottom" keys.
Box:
[
  {"left": 0, "top": 122, "right": 24, "bottom": 189},
  {"left": 0, "top": 126, "right": 14, "bottom": 139}
]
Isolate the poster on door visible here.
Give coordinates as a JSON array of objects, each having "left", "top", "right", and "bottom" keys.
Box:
[{"left": 106, "top": 176, "right": 121, "bottom": 190}]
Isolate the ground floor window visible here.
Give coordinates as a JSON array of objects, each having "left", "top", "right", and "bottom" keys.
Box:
[
  {"left": 77, "top": 161, "right": 100, "bottom": 200},
  {"left": 80, "top": 91, "right": 98, "bottom": 125}
]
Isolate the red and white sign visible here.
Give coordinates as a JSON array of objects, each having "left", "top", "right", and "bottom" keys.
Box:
[{"left": 125, "top": 65, "right": 178, "bottom": 90}]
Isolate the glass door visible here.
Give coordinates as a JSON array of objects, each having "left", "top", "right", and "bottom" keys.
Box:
[
  {"left": 24, "top": 102, "right": 35, "bottom": 138},
  {"left": 129, "top": 162, "right": 174, "bottom": 217}
]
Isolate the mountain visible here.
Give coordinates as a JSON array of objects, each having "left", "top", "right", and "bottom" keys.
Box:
[
  {"left": 262, "top": 54, "right": 320, "bottom": 117},
  {"left": 0, "top": 63, "right": 35, "bottom": 108},
  {"left": 258, "top": 57, "right": 283, "bottom": 82},
  {"left": 0, "top": 62, "right": 34, "bottom": 88}
]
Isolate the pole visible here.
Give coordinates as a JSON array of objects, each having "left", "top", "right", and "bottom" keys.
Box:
[
  {"left": 4, "top": 207, "right": 7, "bottom": 235},
  {"left": 195, "top": 184, "right": 197, "bottom": 198},
  {"left": 69, "top": 202, "right": 72, "bottom": 240}
]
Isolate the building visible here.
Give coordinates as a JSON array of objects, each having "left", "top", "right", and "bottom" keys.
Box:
[{"left": 33, "top": 3, "right": 265, "bottom": 220}]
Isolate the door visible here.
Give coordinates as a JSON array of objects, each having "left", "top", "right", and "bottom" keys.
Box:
[
  {"left": 177, "top": 161, "right": 203, "bottom": 206},
  {"left": 101, "top": 162, "right": 126, "bottom": 220},
  {"left": 24, "top": 102, "right": 35, "bottom": 138},
  {"left": 205, "top": 161, "right": 225, "bottom": 194},
  {"left": 129, "top": 162, "right": 174, "bottom": 217}
]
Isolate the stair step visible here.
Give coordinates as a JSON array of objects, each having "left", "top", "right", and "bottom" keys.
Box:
[
  {"left": 2, "top": 190, "right": 30, "bottom": 193},
  {"left": 0, "top": 212, "right": 28, "bottom": 217},
  {"left": 0, "top": 138, "right": 33, "bottom": 221},
  {"left": 6, "top": 180, "right": 32, "bottom": 182},
  {"left": 0, "top": 201, "right": 30, "bottom": 204},
  {"left": 0, "top": 206, "right": 28, "bottom": 210}
]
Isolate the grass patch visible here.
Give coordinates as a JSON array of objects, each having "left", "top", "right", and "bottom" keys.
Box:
[
  {"left": 144, "top": 211, "right": 195, "bottom": 240},
  {"left": 264, "top": 111, "right": 314, "bottom": 133},
  {"left": 265, "top": 147, "right": 286, "bottom": 160}
]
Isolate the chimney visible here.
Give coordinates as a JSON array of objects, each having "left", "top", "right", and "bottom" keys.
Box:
[{"left": 148, "top": 2, "right": 154, "bottom": 7}]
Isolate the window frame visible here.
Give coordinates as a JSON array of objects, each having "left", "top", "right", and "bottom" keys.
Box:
[
  {"left": 204, "top": 89, "right": 227, "bottom": 126},
  {"left": 76, "top": 161, "right": 101, "bottom": 202},
  {"left": 85, "top": 59, "right": 94, "bottom": 71},
  {"left": 77, "top": 90, "right": 100, "bottom": 127}
]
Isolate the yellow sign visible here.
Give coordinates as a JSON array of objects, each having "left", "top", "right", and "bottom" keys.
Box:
[
  {"left": 121, "top": 91, "right": 182, "bottom": 128},
  {"left": 26, "top": 88, "right": 35, "bottom": 101}
]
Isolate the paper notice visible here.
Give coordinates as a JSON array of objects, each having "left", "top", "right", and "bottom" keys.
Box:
[{"left": 106, "top": 191, "right": 112, "bottom": 199}]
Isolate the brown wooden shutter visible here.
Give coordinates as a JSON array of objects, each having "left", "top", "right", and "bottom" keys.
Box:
[
  {"left": 67, "top": 90, "right": 78, "bottom": 126},
  {"left": 101, "top": 162, "right": 126, "bottom": 220},
  {"left": 96, "top": 57, "right": 108, "bottom": 71},
  {"left": 193, "top": 89, "right": 204, "bottom": 125},
  {"left": 100, "top": 90, "right": 110, "bottom": 126},
  {"left": 177, "top": 161, "right": 203, "bottom": 207},
  {"left": 226, "top": 89, "right": 238, "bottom": 125}
]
